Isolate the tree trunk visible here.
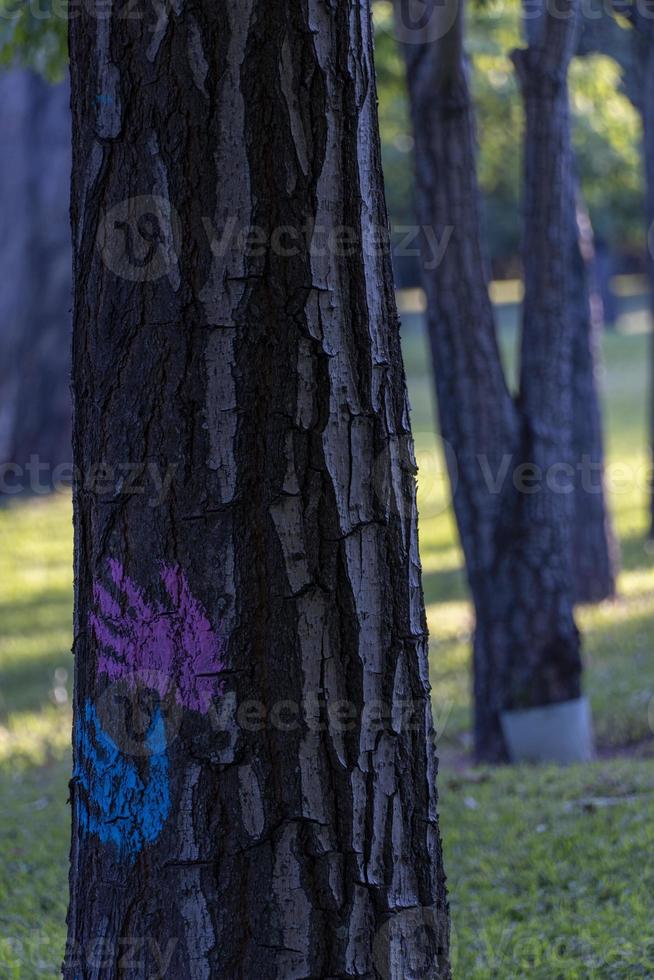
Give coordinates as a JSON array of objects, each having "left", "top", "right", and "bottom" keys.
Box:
[
  {"left": 399, "top": 19, "right": 520, "bottom": 763},
  {"left": 65, "top": 2, "right": 450, "bottom": 977},
  {"left": 569, "top": 201, "right": 618, "bottom": 601},
  {"left": 510, "top": 1, "right": 585, "bottom": 695},
  {"left": 524, "top": 0, "right": 617, "bottom": 604},
  {"left": 397, "top": 0, "right": 584, "bottom": 761},
  {"left": 0, "top": 69, "right": 72, "bottom": 492}
]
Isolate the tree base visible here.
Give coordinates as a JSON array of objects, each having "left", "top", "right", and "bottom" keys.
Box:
[{"left": 500, "top": 697, "right": 594, "bottom": 765}]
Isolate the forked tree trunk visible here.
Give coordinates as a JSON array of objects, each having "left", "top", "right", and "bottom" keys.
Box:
[
  {"left": 397, "top": 0, "right": 584, "bottom": 761},
  {"left": 65, "top": 2, "right": 450, "bottom": 977},
  {"left": 0, "top": 69, "right": 71, "bottom": 489}
]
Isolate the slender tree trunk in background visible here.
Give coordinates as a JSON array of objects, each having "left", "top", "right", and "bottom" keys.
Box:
[
  {"left": 569, "top": 200, "right": 618, "bottom": 601},
  {"left": 510, "top": 0, "right": 584, "bottom": 709},
  {"left": 524, "top": 0, "right": 617, "bottom": 603},
  {"left": 0, "top": 69, "right": 71, "bottom": 490},
  {"left": 66, "top": 2, "right": 450, "bottom": 977},
  {"left": 397, "top": 0, "right": 585, "bottom": 761}
]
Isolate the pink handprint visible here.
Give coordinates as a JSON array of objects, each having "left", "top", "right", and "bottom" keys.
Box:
[{"left": 90, "top": 559, "right": 226, "bottom": 714}]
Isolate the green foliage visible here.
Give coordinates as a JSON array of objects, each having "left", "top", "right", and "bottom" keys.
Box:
[
  {"left": 468, "top": 4, "right": 524, "bottom": 270},
  {"left": 571, "top": 54, "right": 642, "bottom": 249},
  {"left": 0, "top": 0, "right": 67, "bottom": 82},
  {"left": 373, "top": 2, "right": 416, "bottom": 230}
]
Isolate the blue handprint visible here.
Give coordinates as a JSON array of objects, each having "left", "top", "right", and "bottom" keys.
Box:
[{"left": 74, "top": 698, "right": 171, "bottom": 861}]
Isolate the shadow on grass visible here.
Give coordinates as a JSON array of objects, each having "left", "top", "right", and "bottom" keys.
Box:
[
  {"left": 0, "top": 588, "right": 71, "bottom": 639},
  {"left": 618, "top": 529, "right": 654, "bottom": 575},
  {"left": 422, "top": 563, "right": 468, "bottom": 605},
  {"left": 0, "top": 647, "right": 72, "bottom": 720}
]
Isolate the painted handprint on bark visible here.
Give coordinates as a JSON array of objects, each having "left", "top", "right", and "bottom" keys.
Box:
[
  {"left": 91, "top": 559, "right": 226, "bottom": 715},
  {"left": 74, "top": 698, "right": 171, "bottom": 861}
]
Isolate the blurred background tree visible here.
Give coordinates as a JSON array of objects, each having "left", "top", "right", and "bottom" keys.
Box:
[
  {"left": 374, "top": 0, "right": 643, "bottom": 281},
  {"left": 0, "top": 65, "right": 71, "bottom": 490}
]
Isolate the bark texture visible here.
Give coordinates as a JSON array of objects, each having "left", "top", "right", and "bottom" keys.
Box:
[
  {"left": 0, "top": 69, "right": 72, "bottom": 487},
  {"left": 397, "top": 0, "right": 585, "bottom": 761},
  {"left": 66, "top": 1, "right": 450, "bottom": 977}
]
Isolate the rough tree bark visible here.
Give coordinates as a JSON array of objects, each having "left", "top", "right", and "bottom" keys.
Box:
[
  {"left": 65, "top": 1, "right": 450, "bottom": 977},
  {"left": 0, "top": 68, "right": 71, "bottom": 490},
  {"left": 396, "top": 0, "right": 585, "bottom": 761}
]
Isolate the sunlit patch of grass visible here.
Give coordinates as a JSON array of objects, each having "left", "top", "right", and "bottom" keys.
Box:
[
  {"left": 0, "top": 708, "right": 71, "bottom": 769},
  {"left": 0, "top": 495, "right": 74, "bottom": 723},
  {"left": 618, "top": 565, "right": 654, "bottom": 597},
  {"left": 0, "top": 497, "right": 73, "bottom": 736},
  {"left": 0, "top": 495, "right": 73, "bottom": 976},
  {"left": 426, "top": 600, "right": 473, "bottom": 743}
]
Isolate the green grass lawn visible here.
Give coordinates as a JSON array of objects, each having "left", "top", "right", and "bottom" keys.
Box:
[{"left": 1, "top": 295, "right": 654, "bottom": 976}]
